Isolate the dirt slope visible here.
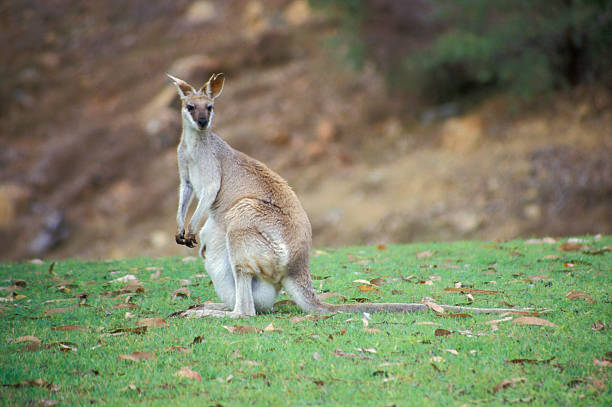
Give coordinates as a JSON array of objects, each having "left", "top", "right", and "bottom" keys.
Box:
[{"left": 1, "top": 0, "right": 610, "bottom": 260}]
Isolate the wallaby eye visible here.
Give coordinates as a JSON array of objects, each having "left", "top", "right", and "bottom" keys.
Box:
[
  {"left": 186, "top": 103, "right": 195, "bottom": 112},
  {"left": 207, "top": 104, "right": 213, "bottom": 111}
]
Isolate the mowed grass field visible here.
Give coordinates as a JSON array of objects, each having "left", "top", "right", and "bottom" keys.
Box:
[{"left": 1, "top": 237, "right": 610, "bottom": 406}]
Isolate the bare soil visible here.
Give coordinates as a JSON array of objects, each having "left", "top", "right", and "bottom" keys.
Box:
[{"left": 1, "top": 0, "right": 610, "bottom": 260}]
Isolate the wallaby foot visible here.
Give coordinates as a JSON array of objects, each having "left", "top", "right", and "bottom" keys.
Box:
[
  {"left": 184, "top": 233, "right": 198, "bottom": 248},
  {"left": 175, "top": 230, "right": 198, "bottom": 248},
  {"left": 169, "top": 302, "right": 254, "bottom": 318},
  {"left": 168, "top": 302, "right": 231, "bottom": 318}
]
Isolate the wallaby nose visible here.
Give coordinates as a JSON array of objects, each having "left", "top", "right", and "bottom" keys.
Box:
[{"left": 197, "top": 117, "right": 208, "bottom": 128}]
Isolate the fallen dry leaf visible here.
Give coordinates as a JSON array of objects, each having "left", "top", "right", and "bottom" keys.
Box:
[
  {"left": 312, "top": 352, "right": 322, "bottom": 361},
  {"left": 357, "top": 347, "right": 377, "bottom": 354},
  {"left": 172, "top": 287, "right": 191, "bottom": 299},
  {"left": 424, "top": 301, "right": 445, "bottom": 314},
  {"left": 376, "top": 244, "right": 387, "bottom": 250},
  {"left": 444, "top": 287, "right": 501, "bottom": 294},
  {"left": 334, "top": 349, "right": 372, "bottom": 360},
  {"left": 416, "top": 250, "right": 434, "bottom": 259},
  {"left": 222, "top": 325, "right": 261, "bottom": 334},
  {"left": 263, "top": 322, "right": 282, "bottom": 332},
  {"left": 355, "top": 285, "right": 373, "bottom": 294},
  {"left": 593, "top": 358, "right": 612, "bottom": 368},
  {"left": 39, "top": 399, "right": 59, "bottom": 406},
  {"left": 444, "top": 349, "right": 459, "bottom": 355},
  {"left": 558, "top": 242, "right": 587, "bottom": 252},
  {"left": 493, "top": 377, "right": 526, "bottom": 393},
  {"left": 566, "top": 290, "right": 597, "bottom": 303},
  {"left": 430, "top": 356, "right": 443, "bottom": 362},
  {"left": 121, "top": 383, "right": 142, "bottom": 397},
  {"left": 434, "top": 328, "right": 453, "bottom": 337},
  {"left": 525, "top": 237, "right": 557, "bottom": 244},
  {"left": 2, "top": 379, "right": 60, "bottom": 391},
  {"left": 507, "top": 357, "right": 555, "bottom": 365},
  {"left": 512, "top": 316, "right": 556, "bottom": 328},
  {"left": 111, "top": 274, "right": 137, "bottom": 283},
  {"left": 369, "top": 278, "right": 386, "bottom": 286},
  {"left": 11, "top": 336, "right": 41, "bottom": 352},
  {"left": 137, "top": 318, "right": 168, "bottom": 328},
  {"left": 43, "top": 341, "right": 77, "bottom": 352},
  {"left": 104, "top": 326, "right": 147, "bottom": 336},
  {"left": 591, "top": 320, "right": 606, "bottom": 331},
  {"left": 175, "top": 366, "right": 201, "bottom": 381},
  {"left": 117, "top": 352, "right": 156, "bottom": 362},
  {"left": 11, "top": 335, "right": 41, "bottom": 344},
  {"left": 51, "top": 325, "right": 87, "bottom": 332}
]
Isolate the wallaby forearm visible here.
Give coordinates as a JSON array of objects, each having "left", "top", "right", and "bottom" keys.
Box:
[{"left": 176, "top": 179, "right": 194, "bottom": 232}]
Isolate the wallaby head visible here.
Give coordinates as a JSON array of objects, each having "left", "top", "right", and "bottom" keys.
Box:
[{"left": 167, "top": 73, "right": 225, "bottom": 131}]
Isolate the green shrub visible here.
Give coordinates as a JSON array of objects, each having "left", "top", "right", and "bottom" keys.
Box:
[{"left": 312, "top": 0, "right": 612, "bottom": 103}]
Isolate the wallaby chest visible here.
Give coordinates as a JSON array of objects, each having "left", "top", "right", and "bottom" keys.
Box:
[{"left": 178, "top": 135, "right": 220, "bottom": 198}]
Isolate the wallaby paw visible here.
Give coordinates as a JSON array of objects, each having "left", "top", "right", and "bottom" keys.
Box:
[
  {"left": 175, "top": 231, "right": 186, "bottom": 245},
  {"left": 184, "top": 233, "right": 198, "bottom": 248}
]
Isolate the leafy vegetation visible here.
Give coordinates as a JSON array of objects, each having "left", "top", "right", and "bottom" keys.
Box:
[
  {"left": 312, "top": 0, "right": 612, "bottom": 103},
  {"left": 1, "top": 237, "right": 611, "bottom": 406}
]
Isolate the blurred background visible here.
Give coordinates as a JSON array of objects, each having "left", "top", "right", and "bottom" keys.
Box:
[{"left": 1, "top": 0, "right": 611, "bottom": 260}]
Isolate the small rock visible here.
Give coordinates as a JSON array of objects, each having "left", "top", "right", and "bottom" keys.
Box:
[
  {"left": 285, "top": 0, "right": 312, "bottom": 26},
  {"left": 150, "top": 230, "right": 170, "bottom": 249},
  {"left": 448, "top": 211, "right": 481, "bottom": 233},
  {"left": 316, "top": 119, "right": 336, "bottom": 143},
  {"left": 0, "top": 184, "right": 31, "bottom": 228},
  {"left": 523, "top": 204, "right": 541, "bottom": 220},
  {"left": 184, "top": 1, "right": 217, "bottom": 24},
  {"left": 264, "top": 129, "right": 290, "bottom": 146},
  {"left": 29, "top": 211, "right": 70, "bottom": 255},
  {"left": 39, "top": 52, "right": 61, "bottom": 69},
  {"left": 440, "top": 114, "right": 484, "bottom": 152}
]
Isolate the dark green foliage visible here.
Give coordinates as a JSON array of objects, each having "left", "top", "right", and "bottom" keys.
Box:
[{"left": 311, "top": 0, "right": 612, "bottom": 103}]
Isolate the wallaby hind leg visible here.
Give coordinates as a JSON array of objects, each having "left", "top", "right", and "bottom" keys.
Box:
[
  {"left": 225, "top": 228, "right": 282, "bottom": 317},
  {"left": 200, "top": 219, "right": 236, "bottom": 309}
]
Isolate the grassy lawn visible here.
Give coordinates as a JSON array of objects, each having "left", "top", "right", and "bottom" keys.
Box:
[{"left": 1, "top": 237, "right": 610, "bottom": 406}]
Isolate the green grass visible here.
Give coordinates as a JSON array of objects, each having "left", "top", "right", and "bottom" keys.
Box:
[{"left": 1, "top": 237, "right": 610, "bottom": 406}]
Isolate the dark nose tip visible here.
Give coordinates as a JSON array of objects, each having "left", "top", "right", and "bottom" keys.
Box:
[{"left": 197, "top": 118, "right": 208, "bottom": 128}]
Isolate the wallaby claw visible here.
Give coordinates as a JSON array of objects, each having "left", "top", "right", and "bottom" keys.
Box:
[
  {"left": 175, "top": 231, "right": 186, "bottom": 245},
  {"left": 184, "top": 233, "right": 198, "bottom": 248}
]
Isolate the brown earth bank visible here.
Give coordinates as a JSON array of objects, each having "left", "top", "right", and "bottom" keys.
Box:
[{"left": 1, "top": 0, "right": 611, "bottom": 261}]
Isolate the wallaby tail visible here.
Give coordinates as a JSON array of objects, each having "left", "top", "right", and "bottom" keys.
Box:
[{"left": 282, "top": 265, "right": 530, "bottom": 315}]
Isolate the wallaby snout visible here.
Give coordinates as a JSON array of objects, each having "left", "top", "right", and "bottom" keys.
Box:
[{"left": 197, "top": 117, "right": 208, "bottom": 129}]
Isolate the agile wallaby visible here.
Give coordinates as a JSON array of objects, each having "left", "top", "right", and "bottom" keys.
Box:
[{"left": 167, "top": 73, "right": 527, "bottom": 318}]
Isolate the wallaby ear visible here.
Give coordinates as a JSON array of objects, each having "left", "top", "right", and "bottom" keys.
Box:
[
  {"left": 166, "top": 73, "right": 195, "bottom": 99},
  {"left": 201, "top": 73, "right": 225, "bottom": 100}
]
